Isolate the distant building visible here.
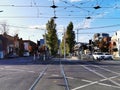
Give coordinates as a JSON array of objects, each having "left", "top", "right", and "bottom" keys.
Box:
[
  {"left": 23, "top": 40, "right": 37, "bottom": 55},
  {"left": 40, "top": 39, "right": 45, "bottom": 46},
  {"left": 111, "top": 31, "right": 120, "bottom": 57},
  {"left": 74, "top": 42, "right": 89, "bottom": 56},
  {"left": 0, "top": 34, "right": 15, "bottom": 58},
  {"left": 93, "top": 33, "right": 109, "bottom": 41},
  {"left": 93, "top": 33, "right": 111, "bottom": 52}
]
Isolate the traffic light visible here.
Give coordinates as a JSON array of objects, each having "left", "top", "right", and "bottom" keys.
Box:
[
  {"left": 89, "top": 46, "right": 92, "bottom": 51},
  {"left": 89, "top": 39, "right": 92, "bottom": 45},
  {"left": 37, "top": 41, "right": 40, "bottom": 46}
]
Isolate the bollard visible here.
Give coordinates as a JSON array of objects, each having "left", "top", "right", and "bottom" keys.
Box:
[
  {"left": 33, "top": 54, "right": 36, "bottom": 61},
  {"left": 37, "top": 53, "right": 39, "bottom": 60},
  {"left": 43, "top": 54, "right": 45, "bottom": 61}
]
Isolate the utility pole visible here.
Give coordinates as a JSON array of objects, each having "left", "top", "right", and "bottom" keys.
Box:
[
  {"left": 77, "top": 29, "right": 78, "bottom": 43},
  {"left": 64, "top": 27, "right": 66, "bottom": 60},
  {"left": 44, "top": 29, "right": 47, "bottom": 61}
]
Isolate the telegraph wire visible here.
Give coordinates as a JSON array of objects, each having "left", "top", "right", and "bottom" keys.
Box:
[
  {"left": 0, "top": 16, "right": 120, "bottom": 19},
  {"left": 0, "top": 24, "right": 119, "bottom": 31},
  {"left": 75, "top": 24, "right": 120, "bottom": 30},
  {"left": 0, "top": 4, "right": 119, "bottom": 8}
]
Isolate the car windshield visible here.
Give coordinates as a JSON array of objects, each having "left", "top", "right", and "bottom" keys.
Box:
[
  {"left": 94, "top": 52, "right": 103, "bottom": 55},
  {"left": 105, "top": 53, "right": 110, "bottom": 55}
]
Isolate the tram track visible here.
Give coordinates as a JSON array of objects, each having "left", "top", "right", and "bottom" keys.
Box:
[
  {"left": 29, "top": 58, "right": 71, "bottom": 90},
  {"left": 60, "top": 59, "right": 70, "bottom": 90},
  {"left": 29, "top": 66, "right": 48, "bottom": 90}
]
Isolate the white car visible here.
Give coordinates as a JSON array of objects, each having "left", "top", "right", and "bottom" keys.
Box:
[
  {"left": 104, "top": 53, "right": 113, "bottom": 60},
  {"left": 93, "top": 52, "right": 113, "bottom": 60},
  {"left": 92, "top": 52, "right": 104, "bottom": 60}
]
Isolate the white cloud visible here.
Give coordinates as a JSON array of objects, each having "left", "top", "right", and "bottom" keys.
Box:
[
  {"left": 78, "top": 35, "right": 90, "bottom": 42},
  {"left": 95, "top": 12, "right": 109, "bottom": 19},
  {"left": 74, "top": 18, "right": 92, "bottom": 30},
  {"left": 29, "top": 25, "right": 46, "bottom": 30},
  {"left": 83, "top": 19, "right": 92, "bottom": 28},
  {"left": 70, "top": 0, "right": 82, "bottom": 2},
  {"left": 69, "top": 0, "right": 94, "bottom": 2}
]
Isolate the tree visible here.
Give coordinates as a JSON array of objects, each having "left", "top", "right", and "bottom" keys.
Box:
[
  {"left": 46, "top": 18, "right": 58, "bottom": 56},
  {"left": 0, "top": 22, "right": 9, "bottom": 35},
  {"left": 66, "top": 22, "right": 75, "bottom": 54},
  {"left": 60, "top": 34, "right": 69, "bottom": 56}
]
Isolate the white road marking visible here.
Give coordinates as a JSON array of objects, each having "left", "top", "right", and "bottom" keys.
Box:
[
  {"left": 0, "top": 68, "right": 5, "bottom": 70},
  {"left": 72, "top": 75, "right": 120, "bottom": 90},
  {"left": 82, "top": 65, "right": 120, "bottom": 87},
  {"left": 66, "top": 76, "right": 75, "bottom": 80},
  {"left": 72, "top": 81, "right": 98, "bottom": 90},
  {"left": 82, "top": 79, "right": 120, "bottom": 89},
  {"left": 51, "top": 74, "right": 59, "bottom": 77},
  {"left": 0, "top": 67, "right": 35, "bottom": 73},
  {"left": 98, "top": 83, "right": 120, "bottom": 88},
  {"left": 72, "top": 65, "right": 120, "bottom": 90},
  {"left": 6, "top": 68, "right": 35, "bottom": 73},
  {"left": 81, "top": 79, "right": 92, "bottom": 83},
  {"left": 100, "top": 75, "right": 119, "bottom": 82},
  {"left": 93, "top": 65, "right": 120, "bottom": 75}
]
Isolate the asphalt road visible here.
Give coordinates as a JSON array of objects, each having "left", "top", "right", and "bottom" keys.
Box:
[{"left": 0, "top": 57, "right": 120, "bottom": 90}]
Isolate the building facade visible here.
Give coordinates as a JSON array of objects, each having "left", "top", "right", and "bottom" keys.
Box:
[{"left": 111, "top": 31, "right": 120, "bottom": 57}]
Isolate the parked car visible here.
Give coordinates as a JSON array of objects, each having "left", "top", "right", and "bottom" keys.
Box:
[
  {"left": 7, "top": 52, "right": 18, "bottom": 58},
  {"left": 92, "top": 52, "right": 113, "bottom": 60},
  {"left": 92, "top": 52, "right": 104, "bottom": 60},
  {"left": 104, "top": 53, "right": 113, "bottom": 60},
  {"left": 23, "top": 51, "right": 30, "bottom": 57}
]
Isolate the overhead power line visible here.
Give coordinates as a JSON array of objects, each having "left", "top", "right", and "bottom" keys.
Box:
[
  {"left": 75, "top": 24, "right": 120, "bottom": 30},
  {"left": 0, "top": 24, "right": 119, "bottom": 31},
  {"left": 0, "top": 16, "right": 120, "bottom": 19},
  {"left": 0, "top": 4, "right": 119, "bottom": 8},
  {"left": 0, "top": 24, "right": 46, "bottom": 30}
]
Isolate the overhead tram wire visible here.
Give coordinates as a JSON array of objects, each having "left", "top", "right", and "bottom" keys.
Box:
[
  {"left": 75, "top": 24, "right": 120, "bottom": 30},
  {"left": 76, "top": 31, "right": 116, "bottom": 34},
  {"left": 1, "top": 15, "right": 120, "bottom": 19},
  {"left": 31, "top": 0, "right": 40, "bottom": 18},
  {"left": 0, "top": 4, "right": 119, "bottom": 9},
  {"left": 59, "top": 0, "right": 90, "bottom": 12},
  {"left": 1, "top": 24, "right": 120, "bottom": 31},
  {"left": 2, "top": 24, "right": 46, "bottom": 30}
]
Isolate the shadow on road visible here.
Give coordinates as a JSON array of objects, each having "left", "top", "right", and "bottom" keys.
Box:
[{"left": 0, "top": 56, "right": 120, "bottom": 66}]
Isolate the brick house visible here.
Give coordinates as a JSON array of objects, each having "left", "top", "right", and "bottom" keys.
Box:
[
  {"left": 0, "top": 33, "right": 25, "bottom": 58},
  {"left": 0, "top": 34, "right": 14, "bottom": 58}
]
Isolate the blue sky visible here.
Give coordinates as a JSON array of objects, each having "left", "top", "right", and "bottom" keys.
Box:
[{"left": 0, "top": 0, "right": 120, "bottom": 43}]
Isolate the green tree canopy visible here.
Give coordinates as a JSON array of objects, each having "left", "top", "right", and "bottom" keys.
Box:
[
  {"left": 66, "top": 22, "right": 75, "bottom": 53},
  {"left": 46, "top": 18, "right": 58, "bottom": 56}
]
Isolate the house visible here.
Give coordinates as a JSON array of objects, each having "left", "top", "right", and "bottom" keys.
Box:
[
  {"left": 0, "top": 33, "right": 15, "bottom": 58},
  {"left": 0, "top": 33, "right": 38, "bottom": 58},
  {"left": 93, "top": 33, "right": 111, "bottom": 52},
  {"left": 111, "top": 31, "right": 120, "bottom": 57},
  {"left": 23, "top": 40, "right": 37, "bottom": 55},
  {"left": 0, "top": 33, "right": 25, "bottom": 58}
]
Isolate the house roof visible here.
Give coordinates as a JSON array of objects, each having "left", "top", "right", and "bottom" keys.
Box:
[{"left": 0, "top": 34, "right": 14, "bottom": 44}]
